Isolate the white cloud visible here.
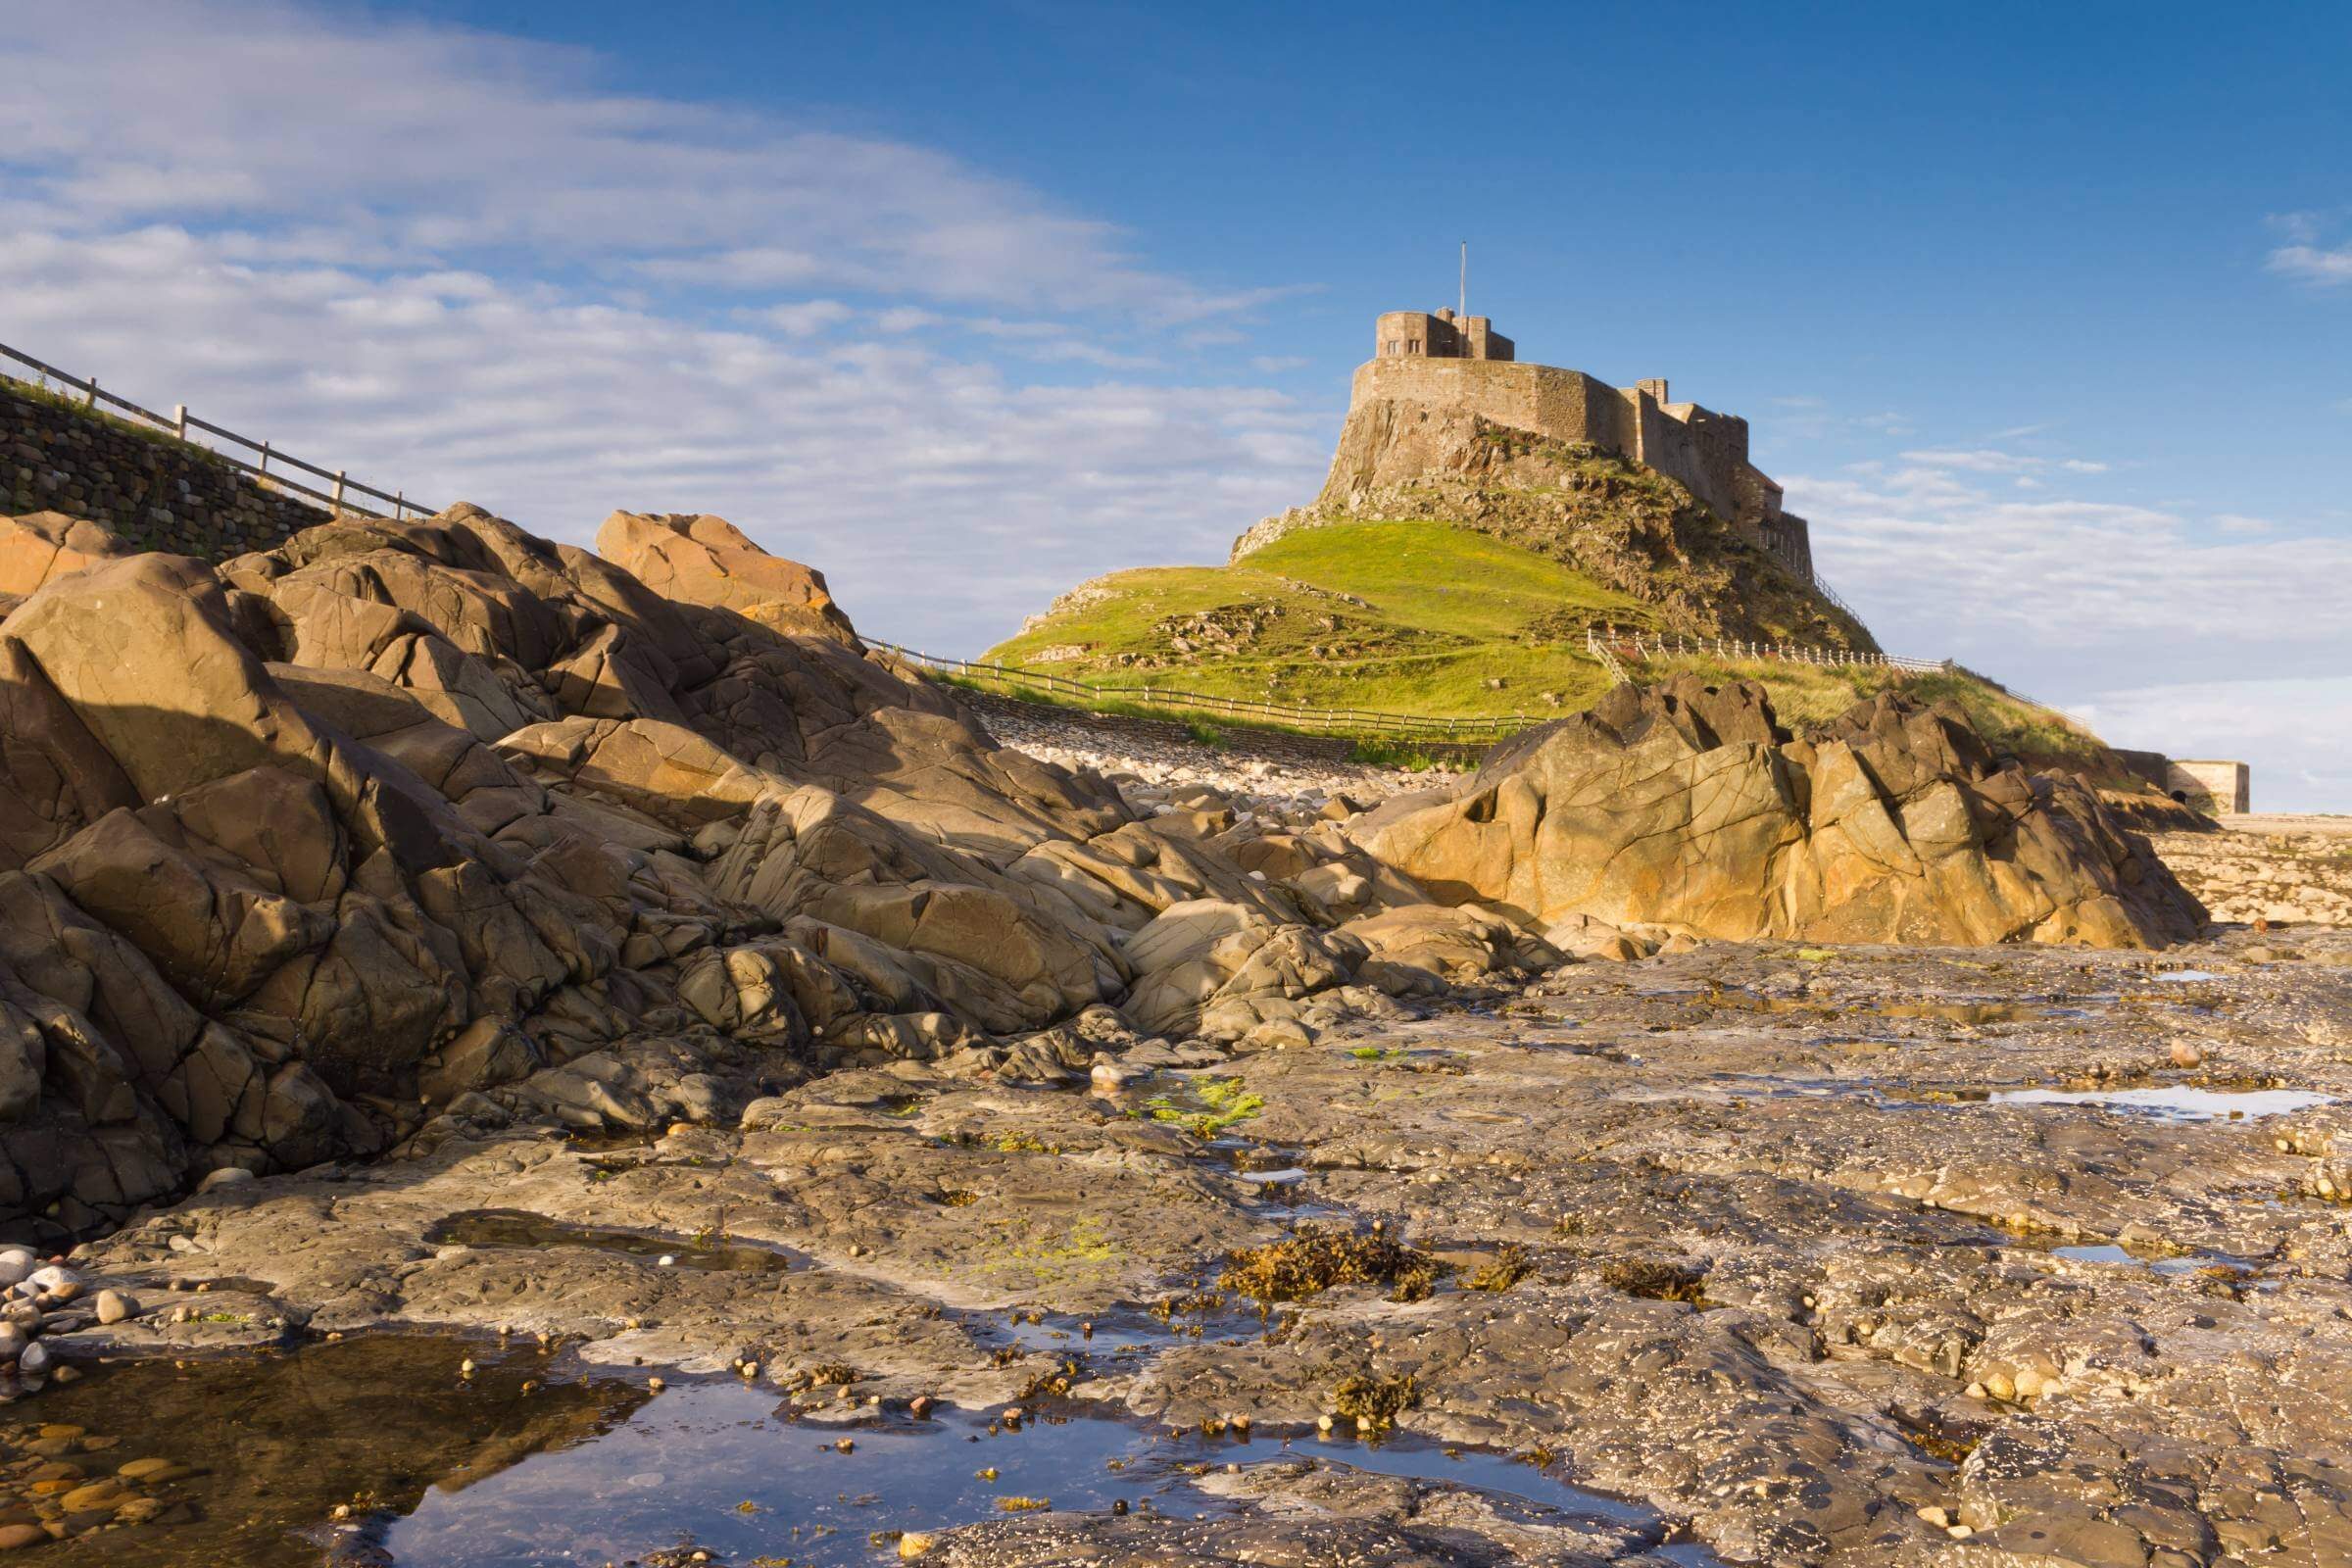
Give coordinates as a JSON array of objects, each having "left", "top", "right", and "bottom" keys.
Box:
[
  {"left": 2268, "top": 243, "right": 2352, "bottom": 287},
  {"left": 1250, "top": 356, "right": 1310, "bottom": 373},
  {"left": 1900, "top": 448, "right": 2043, "bottom": 474},
  {"left": 0, "top": 0, "right": 1306, "bottom": 320},
  {"left": 760, "top": 300, "right": 856, "bottom": 337},
  {"left": 1797, "top": 449, "right": 2352, "bottom": 812}
]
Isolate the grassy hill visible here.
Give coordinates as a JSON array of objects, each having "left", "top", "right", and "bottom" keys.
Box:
[
  {"left": 978, "top": 516, "right": 2116, "bottom": 776},
  {"left": 989, "top": 519, "right": 1644, "bottom": 718}
]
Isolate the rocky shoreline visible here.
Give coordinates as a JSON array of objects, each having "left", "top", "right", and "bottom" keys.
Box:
[{"left": 0, "top": 504, "right": 2344, "bottom": 1566}]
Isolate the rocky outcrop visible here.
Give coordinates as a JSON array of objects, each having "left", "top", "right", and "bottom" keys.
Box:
[
  {"left": 595, "top": 511, "right": 859, "bottom": 644},
  {"left": 0, "top": 504, "right": 1551, "bottom": 1244},
  {"left": 1359, "top": 676, "right": 2206, "bottom": 950}
]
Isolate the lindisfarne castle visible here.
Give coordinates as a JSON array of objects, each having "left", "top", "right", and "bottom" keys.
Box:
[{"left": 1350, "top": 306, "right": 1812, "bottom": 577}]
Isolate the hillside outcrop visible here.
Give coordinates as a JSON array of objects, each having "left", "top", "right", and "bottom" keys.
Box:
[
  {"left": 1357, "top": 675, "right": 2206, "bottom": 949},
  {"left": 1235, "top": 407, "right": 1870, "bottom": 650}
]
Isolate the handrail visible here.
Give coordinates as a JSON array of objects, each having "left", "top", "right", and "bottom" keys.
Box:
[{"left": 0, "top": 341, "right": 436, "bottom": 521}]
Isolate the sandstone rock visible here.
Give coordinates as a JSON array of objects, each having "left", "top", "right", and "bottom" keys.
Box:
[
  {"left": 1340, "top": 903, "right": 1561, "bottom": 994},
  {"left": 1124, "top": 900, "right": 1366, "bottom": 1039},
  {"left": 1360, "top": 677, "right": 2206, "bottom": 950},
  {"left": 595, "top": 511, "right": 859, "bottom": 645},
  {"left": 1543, "top": 912, "right": 1652, "bottom": 962},
  {"left": 0, "top": 512, "right": 134, "bottom": 597}
]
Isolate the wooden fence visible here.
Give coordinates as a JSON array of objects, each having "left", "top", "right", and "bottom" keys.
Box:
[{"left": 1, "top": 341, "right": 436, "bottom": 522}]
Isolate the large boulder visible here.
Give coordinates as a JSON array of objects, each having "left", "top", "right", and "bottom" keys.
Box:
[
  {"left": 1123, "top": 900, "right": 1367, "bottom": 1040},
  {"left": 1359, "top": 676, "right": 2205, "bottom": 950},
  {"left": 595, "top": 511, "right": 859, "bottom": 644}
]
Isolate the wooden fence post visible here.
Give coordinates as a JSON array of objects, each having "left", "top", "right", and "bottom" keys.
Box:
[
  {"left": 331, "top": 470, "right": 347, "bottom": 516},
  {"left": 82, "top": 376, "right": 97, "bottom": 409},
  {"left": 258, "top": 440, "right": 270, "bottom": 477},
  {"left": 172, "top": 404, "right": 187, "bottom": 439}
]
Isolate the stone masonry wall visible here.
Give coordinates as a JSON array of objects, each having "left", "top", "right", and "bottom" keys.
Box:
[{"left": 3, "top": 379, "right": 334, "bottom": 561}]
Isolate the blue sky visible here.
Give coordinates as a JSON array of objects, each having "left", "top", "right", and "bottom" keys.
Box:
[{"left": 5, "top": 1, "right": 2349, "bottom": 806}]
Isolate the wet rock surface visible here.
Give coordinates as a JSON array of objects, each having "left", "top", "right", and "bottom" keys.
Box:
[{"left": 28, "top": 922, "right": 2352, "bottom": 1565}]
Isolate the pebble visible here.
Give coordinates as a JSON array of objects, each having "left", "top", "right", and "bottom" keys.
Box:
[
  {"left": 92, "top": 1291, "right": 134, "bottom": 1327},
  {"left": 0, "top": 1524, "right": 46, "bottom": 1550},
  {"left": 60, "top": 1479, "right": 126, "bottom": 1512},
  {"left": 2170, "top": 1042, "right": 2205, "bottom": 1068},
  {"left": 898, "top": 1532, "right": 936, "bottom": 1559},
  {"left": 24, "top": 1268, "right": 79, "bottom": 1300}
]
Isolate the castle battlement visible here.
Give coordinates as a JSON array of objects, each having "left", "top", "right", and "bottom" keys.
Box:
[{"left": 1348, "top": 309, "right": 1803, "bottom": 571}]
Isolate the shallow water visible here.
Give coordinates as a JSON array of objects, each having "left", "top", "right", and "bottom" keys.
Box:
[
  {"left": 9, "top": 1336, "right": 647, "bottom": 1568},
  {"left": 378, "top": 1383, "right": 1705, "bottom": 1566},
  {"left": 1990, "top": 1087, "right": 2336, "bottom": 1121},
  {"left": 23, "top": 1337, "right": 1724, "bottom": 1567},
  {"left": 2050, "top": 1243, "right": 2255, "bottom": 1277}
]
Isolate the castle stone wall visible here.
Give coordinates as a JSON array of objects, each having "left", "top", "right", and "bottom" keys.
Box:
[
  {"left": 3, "top": 379, "right": 332, "bottom": 562},
  {"left": 1349, "top": 357, "right": 1777, "bottom": 542}
]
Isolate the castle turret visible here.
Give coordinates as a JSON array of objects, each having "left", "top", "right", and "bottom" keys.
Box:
[{"left": 1375, "top": 307, "right": 1514, "bottom": 363}]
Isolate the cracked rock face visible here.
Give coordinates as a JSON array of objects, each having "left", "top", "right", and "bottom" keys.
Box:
[{"left": 1358, "top": 674, "right": 2207, "bottom": 951}]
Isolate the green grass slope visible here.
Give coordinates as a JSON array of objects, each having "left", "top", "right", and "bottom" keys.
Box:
[
  {"left": 977, "top": 516, "right": 2127, "bottom": 780},
  {"left": 984, "top": 518, "right": 1645, "bottom": 719}
]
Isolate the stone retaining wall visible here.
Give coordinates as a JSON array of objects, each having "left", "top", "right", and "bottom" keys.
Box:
[
  {"left": 952, "top": 688, "right": 1497, "bottom": 769},
  {"left": 3, "top": 379, "right": 333, "bottom": 561}
]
